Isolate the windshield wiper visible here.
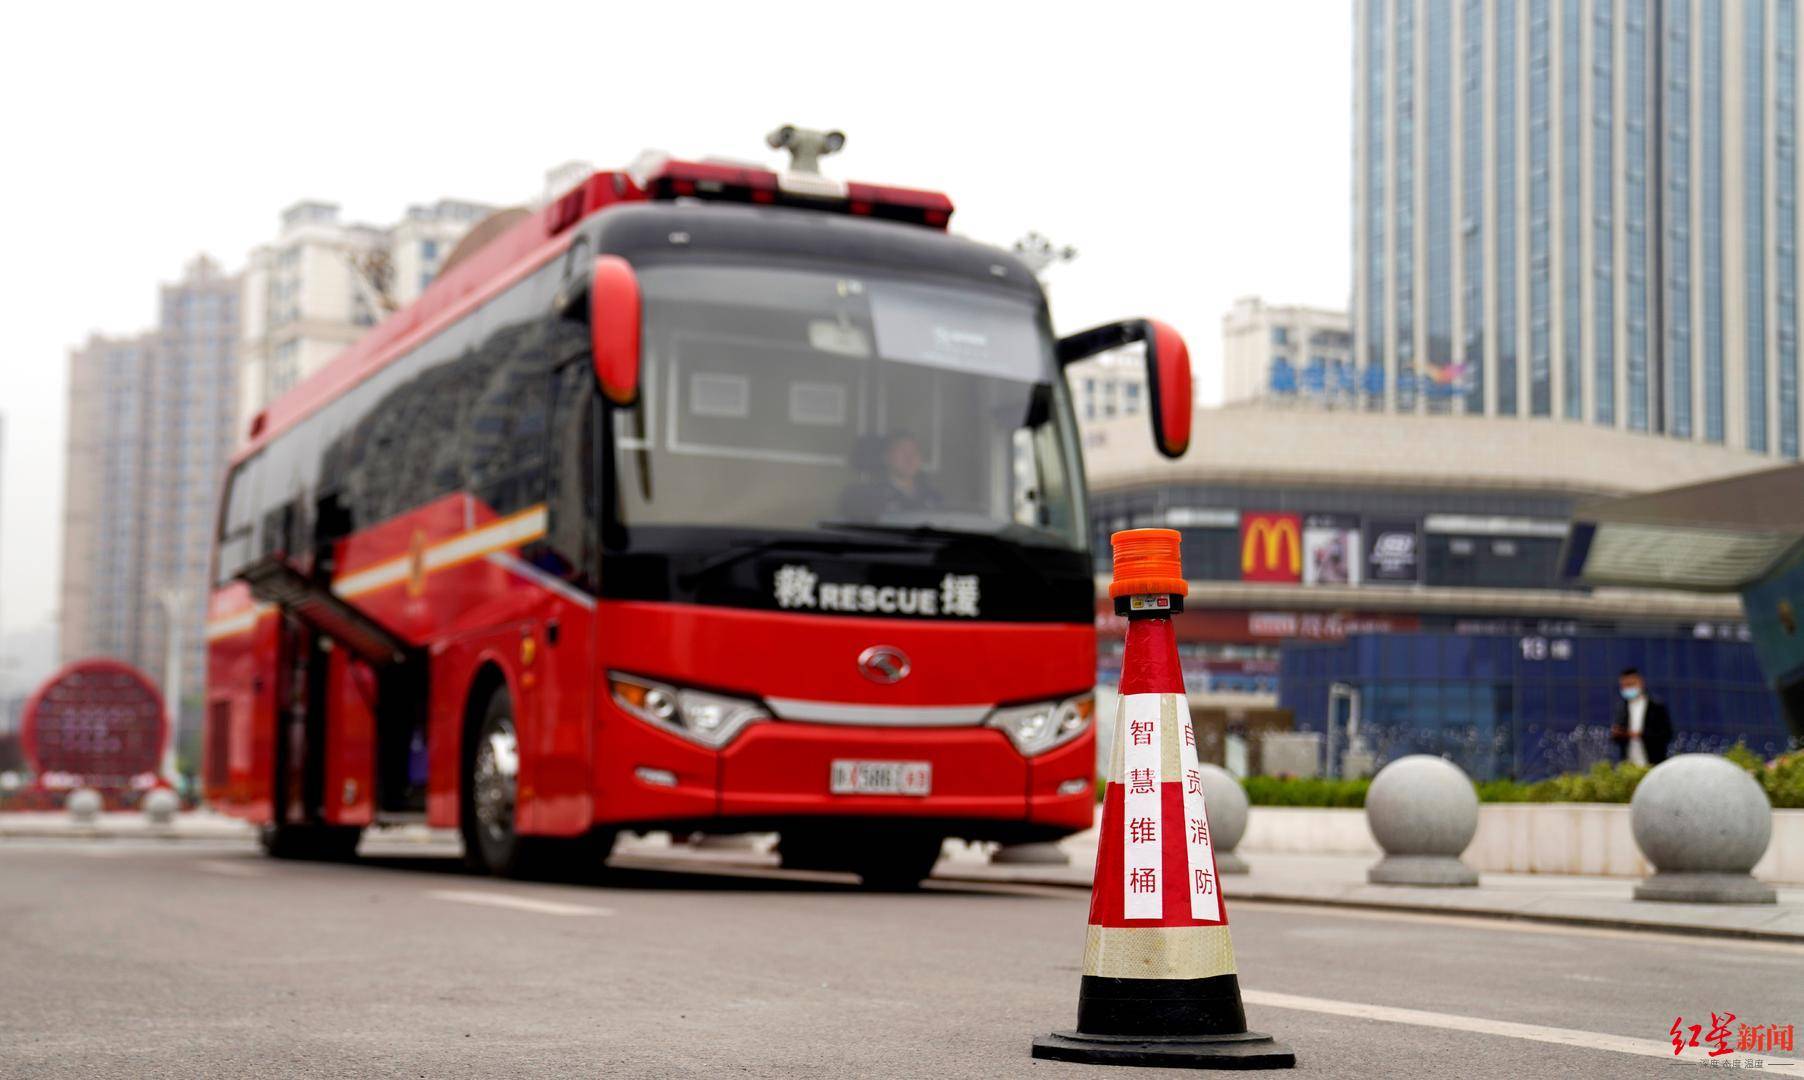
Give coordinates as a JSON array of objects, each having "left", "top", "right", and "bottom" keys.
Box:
[
  {"left": 678, "top": 530, "right": 916, "bottom": 586},
  {"left": 817, "top": 518, "right": 1070, "bottom": 548},
  {"left": 813, "top": 521, "right": 1058, "bottom": 581}
]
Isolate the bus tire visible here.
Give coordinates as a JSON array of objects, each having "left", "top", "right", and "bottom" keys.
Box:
[
  {"left": 775, "top": 830, "right": 838, "bottom": 872},
  {"left": 259, "top": 822, "right": 362, "bottom": 861},
  {"left": 851, "top": 833, "right": 944, "bottom": 892},
  {"left": 459, "top": 685, "right": 618, "bottom": 880},
  {"left": 461, "top": 684, "right": 525, "bottom": 876}
]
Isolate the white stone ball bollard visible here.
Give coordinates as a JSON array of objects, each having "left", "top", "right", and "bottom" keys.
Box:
[
  {"left": 142, "top": 787, "right": 181, "bottom": 827},
  {"left": 66, "top": 787, "right": 103, "bottom": 825},
  {"left": 1630, "top": 753, "right": 1775, "bottom": 903},
  {"left": 1195, "top": 764, "right": 1250, "bottom": 874},
  {"left": 1364, "top": 755, "right": 1479, "bottom": 886}
]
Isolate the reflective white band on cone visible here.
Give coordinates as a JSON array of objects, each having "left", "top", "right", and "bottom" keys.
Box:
[{"left": 1083, "top": 923, "right": 1238, "bottom": 980}]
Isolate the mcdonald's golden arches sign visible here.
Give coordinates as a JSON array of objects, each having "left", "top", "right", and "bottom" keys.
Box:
[{"left": 1240, "top": 512, "right": 1301, "bottom": 583}]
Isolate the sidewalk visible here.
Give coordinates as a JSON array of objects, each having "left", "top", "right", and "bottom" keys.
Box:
[
  {"left": 0, "top": 810, "right": 255, "bottom": 841},
  {"left": 935, "top": 830, "right": 1804, "bottom": 943}
]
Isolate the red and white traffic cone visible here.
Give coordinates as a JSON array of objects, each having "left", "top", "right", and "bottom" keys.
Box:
[{"left": 1033, "top": 529, "right": 1294, "bottom": 1069}]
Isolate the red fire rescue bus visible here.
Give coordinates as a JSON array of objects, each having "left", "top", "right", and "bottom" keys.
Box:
[{"left": 204, "top": 130, "right": 1191, "bottom": 887}]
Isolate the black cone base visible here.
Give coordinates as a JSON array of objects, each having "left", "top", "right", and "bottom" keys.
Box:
[{"left": 1032, "top": 1029, "right": 1296, "bottom": 1070}]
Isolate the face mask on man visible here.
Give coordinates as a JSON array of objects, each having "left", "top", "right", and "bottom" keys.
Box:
[{"left": 1620, "top": 687, "right": 1642, "bottom": 701}]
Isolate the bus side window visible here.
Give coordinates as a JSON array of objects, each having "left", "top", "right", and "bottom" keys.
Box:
[
  {"left": 466, "top": 315, "right": 554, "bottom": 516},
  {"left": 215, "top": 456, "right": 259, "bottom": 585},
  {"left": 544, "top": 326, "right": 598, "bottom": 589}
]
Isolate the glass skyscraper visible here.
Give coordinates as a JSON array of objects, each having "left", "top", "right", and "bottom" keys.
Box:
[{"left": 1354, "top": 0, "right": 1803, "bottom": 458}]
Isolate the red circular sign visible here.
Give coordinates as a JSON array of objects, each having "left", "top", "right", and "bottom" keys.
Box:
[{"left": 20, "top": 659, "right": 166, "bottom": 783}]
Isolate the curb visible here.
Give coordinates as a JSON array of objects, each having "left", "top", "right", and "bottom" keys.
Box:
[
  {"left": 0, "top": 827, "right": 254, "bottom": 841},
  {"left": 929, "top": 870, "right": 1804, "bottom": 945}
]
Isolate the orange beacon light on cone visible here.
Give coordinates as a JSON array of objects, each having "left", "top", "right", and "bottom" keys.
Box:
[{"left": 1032, "top": 529, "right": 1295, "bottom": 1070}]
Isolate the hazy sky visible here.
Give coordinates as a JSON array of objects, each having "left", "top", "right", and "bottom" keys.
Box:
[{"left": 0, "top": 1, "right": 1350, "bottom": 654}]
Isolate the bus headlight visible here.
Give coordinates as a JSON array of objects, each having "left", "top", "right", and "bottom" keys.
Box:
[
  {"left": 987, "top": 693, "right": 1094, "bottom": 756},
  {"left": 609, "top": 673, "right": 770, "bottom": 748}
]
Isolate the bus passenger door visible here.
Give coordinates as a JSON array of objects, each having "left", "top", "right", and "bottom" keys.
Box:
[{"left": 273, "top": 615, "right": 327, "bottom": 828}]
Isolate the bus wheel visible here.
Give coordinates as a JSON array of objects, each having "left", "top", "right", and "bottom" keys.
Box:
[
  {"left": 850, "top": 833, "right": 944, "bottom": 892},
  {"left": 259, "top": 822, "right": 362, "bottom": 861},
  {"left": 775, "top": 830, "right": 837, "bottom": 872},
  {"left": 462, "top": 686, "right": 523, "bottom": 876},
  {"left": 460, "top": 684, "right": 617, "bottom": 880}
]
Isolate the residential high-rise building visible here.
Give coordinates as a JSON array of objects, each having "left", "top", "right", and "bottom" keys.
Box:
[
  {"left": 143, "top": 255, "right": 241, "bottom": 720},
  {"left": 1221, "top": 297, "right": 1356, "bottom": 405},
  {"left": 1353, "top": 0, "right": 1803, "bottom": 458},
  {"left": 60, "top": 257, "right": 240, "bottom": 737},
  {"left": 237, "top": 197, "right": 495, "bottom": 431},
  {"left": 237, "top": 201, "right": 386, "bottom": 429},
  {"left": 61, "top": 331, "right": 155, "bottom": 668},
  {"left": 389, "top": 199, "right": 494, "bottom": 302}
]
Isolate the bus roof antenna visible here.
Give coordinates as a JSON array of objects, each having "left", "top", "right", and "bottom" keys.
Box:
[{"left": 766, "top": 125, "right": 845, "bottom": 175}]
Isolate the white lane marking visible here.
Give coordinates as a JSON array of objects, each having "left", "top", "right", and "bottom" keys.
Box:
[
  {"left": 1232, "top": 898, "right": 1804, "bottom": 956},
  {"left": 1243, "top": 989, "right": 1804, "bottom": 1075},
  {"left": 196, "top": 860, "right": 266, "bottom": 877},
  {"left": 427, "top": 889, "right": 612, "bottom": 917}
]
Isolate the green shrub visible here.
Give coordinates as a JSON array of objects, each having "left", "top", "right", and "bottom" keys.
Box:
[
  {"left": 1474, "top": 778, "right": 1539, "bottom": 802},
  {"left": 1103, "top": 747, "right": 1804, "bottom": 808},
  {"left": 1724, "top": 741, "right": 1766, "bottom": 774},
  {"left": 1733, "top": 745, "right": 1804, "bottom": 809},
  {"left": 1241, "top": 775, "right": 1371, "bottom": 808},
  {"left": 1768, "top": 753, "right": 1804, "bottom": 809},
  {"left": 1493, "top": 760, "right": 1647, "bottom": 804}
]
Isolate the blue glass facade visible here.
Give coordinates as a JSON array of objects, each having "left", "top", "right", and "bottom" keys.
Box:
[
  {"left": 1593, "top": 2, "right": 1616, "bottom": 425},
  {"left": 1397, "top": 3, "right": 1418, "bottom": 410},
  {"left": 1427, "top": 2, "right": 1456, "bottom": 408},
  {"left": 1497, "top": 0, "right": 1520, "bottom": 415},
  {"left": 1280, "top": 632, "right": 1789, "bottom": 781},
  {"left": 1702, "top": 0, "right": 1726, "bottom": 442},
  {"left": 1562, "top": 0, "right": 1584, "bottom": 419},
  {"left": 1665, "top": 0, "right": 1694, "bottom": 438},
  {"left": 1354, "top": 0, "right": 1799, "bottom": 453},
  {"left": 1462, "top": 0, "right": 1486, "bottom": 414},
  {"left": 1748, "top": 0, "right": 1769, "bottom": 453},
  {"left": 1529, "top": 0, "right": 1553, "bottom": 416},
  {"left": 1625, "top": 1, "right": 1651, "bottom": 430}
]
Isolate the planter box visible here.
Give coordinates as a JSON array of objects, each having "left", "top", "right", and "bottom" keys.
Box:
[
  {"left": 1239, "top": 803, "right": 1804, "bottom": 883},
  {"left": 1238, "top": 806, "right": 1381, "bottom": 856}
]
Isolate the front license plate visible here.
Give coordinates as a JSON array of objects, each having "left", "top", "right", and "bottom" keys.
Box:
[{"left": 830, "top": 759, "right": 932, "bottom": 796}]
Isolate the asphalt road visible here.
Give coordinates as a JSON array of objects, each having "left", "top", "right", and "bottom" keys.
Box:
[{"left": 1, "top": 837, "right": 1801, "bottom": 1079}]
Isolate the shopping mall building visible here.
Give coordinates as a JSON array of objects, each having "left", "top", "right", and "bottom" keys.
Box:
[{"left": 1080, "top": 401, "right": 1795, "bottom": 780}]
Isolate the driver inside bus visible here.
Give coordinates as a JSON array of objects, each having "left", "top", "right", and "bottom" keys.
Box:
[{"left": 838, "top": 431, "right": 942, "bottom": 520}]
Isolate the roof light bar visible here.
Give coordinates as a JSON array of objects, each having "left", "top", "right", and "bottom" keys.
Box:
[{"left": 541, "top": 156, "right": 954, "bottom": 236}]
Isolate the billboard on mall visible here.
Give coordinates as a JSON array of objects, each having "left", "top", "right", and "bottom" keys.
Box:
[
  {"left": 1303, "top": 514, "right": 1362, "bottom": 585},
  {"left": 1365, "top": 519, "right": 1422, "bottom": 582}
]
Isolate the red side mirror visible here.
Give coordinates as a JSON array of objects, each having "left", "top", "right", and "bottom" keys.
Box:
[
  {"left": 1143, "top": 319, "right": 1192, "bottom": 459},
  {"left": 1056, "top": 318, "right": 1193, "bottom": 459},
  {"left": 590, "top": 255, "right": 642, "bottom": 406}
]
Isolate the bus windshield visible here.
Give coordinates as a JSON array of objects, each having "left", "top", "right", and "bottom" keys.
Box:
[{"left": 611, "top": 263, "right": 1087, "bottom": 551}]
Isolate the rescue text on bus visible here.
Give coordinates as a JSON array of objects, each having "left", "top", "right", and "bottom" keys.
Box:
[{"left": 204, "top": 127, "right": 1193, "bottom": 887}]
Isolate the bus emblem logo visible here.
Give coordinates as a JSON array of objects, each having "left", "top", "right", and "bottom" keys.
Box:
[{"left": 858, "top": 645, "right": 911, "bottom": 684}]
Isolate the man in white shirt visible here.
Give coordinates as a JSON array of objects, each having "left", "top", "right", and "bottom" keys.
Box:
[{"left": 1610, "top": 667, "right": 1673, "bottom": 766}]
